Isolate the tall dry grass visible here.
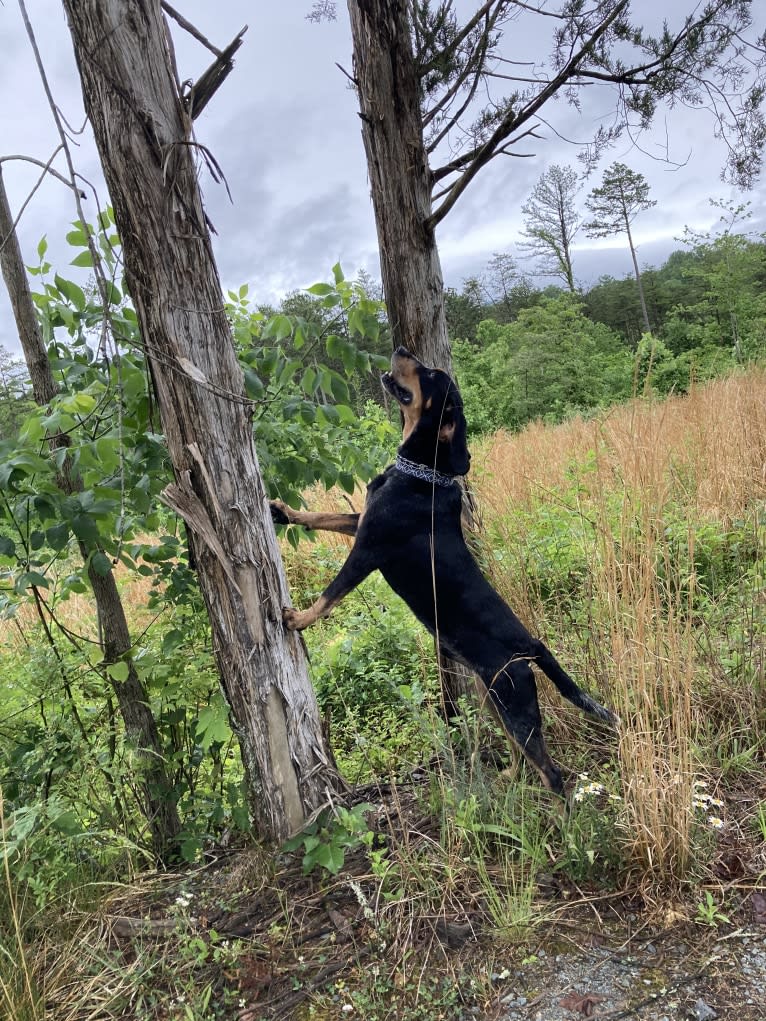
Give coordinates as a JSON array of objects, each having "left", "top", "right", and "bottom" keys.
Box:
[{"left": 473, "top": 370, "right": 766, "bottom": 886}]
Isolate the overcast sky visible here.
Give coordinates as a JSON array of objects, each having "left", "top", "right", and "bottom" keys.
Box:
[{"left": 1, "top": 1, "right": 763, "bottom": 356}]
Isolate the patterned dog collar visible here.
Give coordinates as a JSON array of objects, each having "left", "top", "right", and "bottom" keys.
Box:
[{"left": 394, "top": 454, "right": 456, "bottom": 488}]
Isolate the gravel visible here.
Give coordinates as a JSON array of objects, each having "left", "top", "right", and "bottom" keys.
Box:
[{"left": 494, "top": 926, "right": 765, "bottom": 1021}]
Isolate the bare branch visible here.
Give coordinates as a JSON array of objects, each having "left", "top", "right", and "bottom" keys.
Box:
[
  {"left": 0, "top": 149, "right": 86, "bottom": 257},
  {"left": 0, "top": 152, "right": 85, "bottom": 192},
  {"left": 17, "top": 0, "right": 112, "bottom": 322},
  {"left": 428, "top": 0, "right": 630, "bottom": 227},
  {"left": 181, "top": 26, "right": 248, "bottom": 120},
  {"left": 160, "top": 2, "right": 222, "bottom": 56},
  {"left": 335, "top": 61, "right": 358, "bottom": 87}
]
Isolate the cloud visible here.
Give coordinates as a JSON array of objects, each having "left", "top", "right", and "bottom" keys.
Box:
[{"left": 1, "top": 0, "right": 762, "bottom": 356}]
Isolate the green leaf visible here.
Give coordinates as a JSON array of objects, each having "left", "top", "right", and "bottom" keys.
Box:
[
  {"left": 50, "top": 809, "right": 81, "bottom": 835},
  {"left": 95, "top": 436, "right": 119, "bottom": 471},
  {"left": 70, "top": 250, "right": 94, "bottom": 268},
  {"left": 54, "top": 274, "right": 86, "bottom": 311},
  {"left": 66, "top": 228, "right": 88, "bottom": 247},
  {"left": 72, "top": 514, "right": 99, "bottom": 545},
  {"left": 332, "top": 262, "right": 345, "bottom": 284},
  {"left": 17, "top": 571, "right": 49, "bottom": 591},
  {"left": 87, "top": 646, "right": 104, "bottom": 667},
  {"left": 161, "top": 628, "right": 185, "bottom": 656},
  {"left": 263, "top": 314, "right": 293, "bottom": 341},
  {"left": 181, "top": 837, "right": 202, "bottom": 863},
  {"left": 37, "top": 236, "right": 48, "bottom": 258},
  {"left": 0, "top": 535, "right": 16, "bottom": 557},
  {"left": 306, "top": 282, "right": 334, "bottom": 296},
  {"left": 90, "top": 551, "right": 112, "bottom": 577},
  {"left": 46, "top": 522, "right": 70, "bottom": 551},
  {"left": 315, "top": 842, "right": 344, "bottom": 874},
  {"left": 243, "top": 367, "right": 265, "bottom": 400},
  {"left": 106, "top": 661, "right": 129, "bottom": 682},
  {"left": 196, "top": 706, "right": 230, "bottom": 750}
]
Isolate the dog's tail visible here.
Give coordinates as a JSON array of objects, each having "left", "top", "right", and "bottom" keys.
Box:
[{"left": 533, "top": 645, "right": 618, "bottom": 725}]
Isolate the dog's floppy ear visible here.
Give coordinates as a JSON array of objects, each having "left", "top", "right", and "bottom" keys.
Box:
[{"left": 438, "top": 400, "right": 470, "bottom": 476}]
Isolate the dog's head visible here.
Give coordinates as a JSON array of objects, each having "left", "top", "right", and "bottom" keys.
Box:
[{"left": 381, "top": 347, "right": 470, "bottom": 477}]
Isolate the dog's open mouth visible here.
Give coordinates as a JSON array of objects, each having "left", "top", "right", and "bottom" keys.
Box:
[{"left": 381, "top": 371, "right": 413, "bottom": 405}]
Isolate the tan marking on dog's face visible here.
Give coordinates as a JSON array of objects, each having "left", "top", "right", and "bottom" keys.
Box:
[
  {"left": 438, "top": 421, "right": 455, "bottom": 443},
  {"left": 390, "top": 350, "right": 424, "bottom": 440}
]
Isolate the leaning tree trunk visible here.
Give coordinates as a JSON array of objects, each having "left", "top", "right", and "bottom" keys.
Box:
[
  {"left": 62, "top": 0, "right": 340, "bottom": 843},
  {"left": 619, "top": 193, "right": 651, "bottom": 334},
  {"left": 625, "top": 220, "right": 651, "bottom": 334},
  {"left": 0, "top": 164, "right": 182, "bottom": 861},
  {"left": 347, "top": 0, "right": 483, "bottom": 719}
]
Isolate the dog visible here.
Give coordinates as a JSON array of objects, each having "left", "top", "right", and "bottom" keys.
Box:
[{"left": 271, "top": 347, "right": 616, "bottom": 794}]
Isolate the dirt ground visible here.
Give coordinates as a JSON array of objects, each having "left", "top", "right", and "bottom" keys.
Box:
[{"left": 98, "top": 783, "right": 766, "bottom": 1021}]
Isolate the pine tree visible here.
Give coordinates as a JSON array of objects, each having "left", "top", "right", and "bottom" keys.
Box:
[{"left": 584, "top": 163, "right": 657, "bottom": 333}]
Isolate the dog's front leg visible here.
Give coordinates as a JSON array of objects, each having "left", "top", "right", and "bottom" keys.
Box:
[
  {"left": 282, "top": 544, "right": 377, "bottom": 631},
  {"left": 270, "top": 500, "right": 360, "bottom": 536}
]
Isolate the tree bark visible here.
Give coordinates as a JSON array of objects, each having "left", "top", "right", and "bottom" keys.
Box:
[
  {"left": 61, "top": 0, "right": 341, "bottom": 843},
  {"left": 618, "top": 188, "right": 651, "bottom": 334},
  {"left": 347, "top": 0, "right": 451, "bottom": 370},
  {"left": 347, "top": 0, "right": 485, "bottom": 720},
  {"left": 0, "top": 163, "right": 182, "bottom": 861},
  {"left": 625, "top": 221, "right": 651, "bottom": 334}
]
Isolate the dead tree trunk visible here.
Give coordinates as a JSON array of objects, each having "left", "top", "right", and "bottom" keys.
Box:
[
  {"left": 61, "top": 0, "right": 340, "bottom": 843},
  {"left": 0, "top": 163, "right": 182, "bottom": 861}
]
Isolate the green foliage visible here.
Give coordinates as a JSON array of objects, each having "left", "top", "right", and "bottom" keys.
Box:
[
  {"left": 282, "top": 802, "right": 375, "bottom": 876},
  {"left": 665, "top": 201, "right": 766, "bottom": 363},
  {"left": 695, "top": 890, "right": 731, "bottom": 927},
  {"left": 226, "top": 267, "right": 396, "bottom": 516},
  {"left": 0, "top": 347, "right": 34, "bottom": 441},
  {"left": 0, "top": 222, "right": 396, "bottom": 878},
  {"left": 453, "top": 295, "right": 633, "bottom": 433}
]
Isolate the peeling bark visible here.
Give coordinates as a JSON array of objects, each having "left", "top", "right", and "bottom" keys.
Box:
[{"left": 61, "top": 0, "right": 341, "bottom": 843}]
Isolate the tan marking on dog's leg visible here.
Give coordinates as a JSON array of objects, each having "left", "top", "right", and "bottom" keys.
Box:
[
  {"left": 271, "top": 500, "right": 359, "bottom": 536},
  {"left": 282, "top": 592, "right": 341, "bottom": 631}
]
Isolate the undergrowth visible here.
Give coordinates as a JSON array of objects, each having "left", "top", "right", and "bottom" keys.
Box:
[{"left": 1, "top": 371, "right": 765, "bottom": 1018}]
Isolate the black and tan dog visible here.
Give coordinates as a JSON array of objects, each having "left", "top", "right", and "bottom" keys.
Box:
[{"left": 271, "top": 347, "right": 616, "bottom": 795}]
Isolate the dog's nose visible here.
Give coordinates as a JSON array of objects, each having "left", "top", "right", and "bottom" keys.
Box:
[{"left": 393, "top": 346, "right": 413, "bottom": 358}]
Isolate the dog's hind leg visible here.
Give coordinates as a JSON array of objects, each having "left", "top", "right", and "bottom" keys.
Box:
[{"left": 482, "top": 661, "right": 564, "bottom": 795}]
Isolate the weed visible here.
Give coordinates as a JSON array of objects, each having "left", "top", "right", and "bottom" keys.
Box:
[
  {"left": 283, "top": 802, "right": 376, "bottom": 876},
  {"left": 695, "top": 890, "right": 731, "bottom": 927}
]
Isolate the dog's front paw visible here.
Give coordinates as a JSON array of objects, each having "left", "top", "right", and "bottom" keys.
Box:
[
  {"left": 282, "top": 606, "right": 312, "bottom": 631},
  {"left": 270, "top": 499, "right": 291, "bottom": 525}
]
